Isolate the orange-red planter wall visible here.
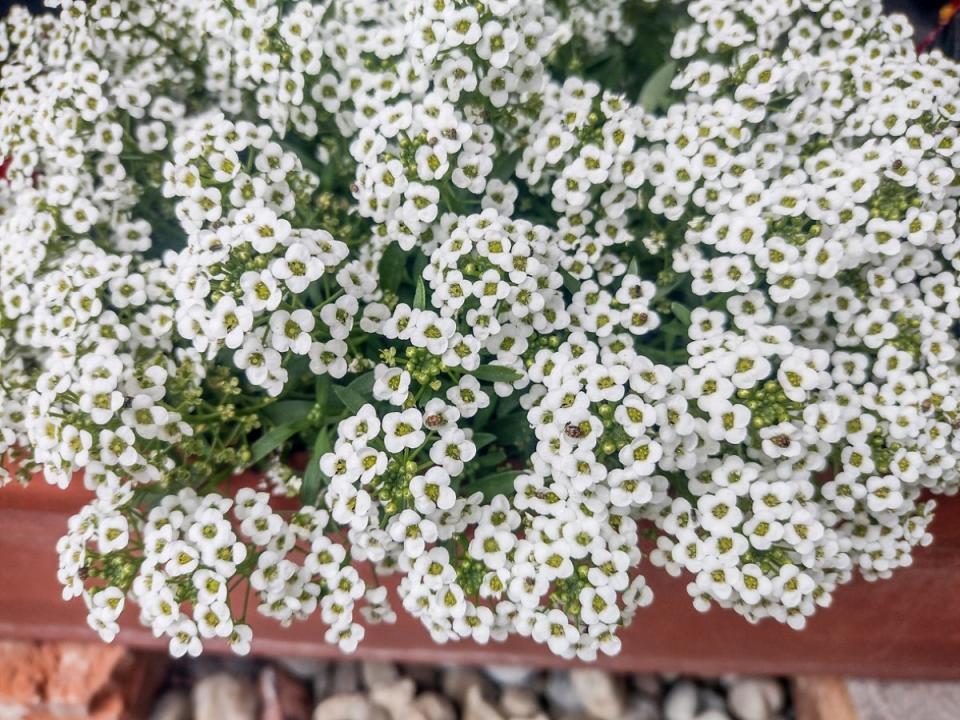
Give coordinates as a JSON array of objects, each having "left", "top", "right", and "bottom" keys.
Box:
[{"left": 1, "top": 480, "right": 959, "bottom": 678}]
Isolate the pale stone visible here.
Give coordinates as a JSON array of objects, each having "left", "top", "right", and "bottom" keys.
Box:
[
  {"left": 411, "top": 693, "right": 457, "bottom": 720},
  {"left": 570, "top": 669, "right": 625, "bottom": 720},
  {"left": 363, "top": 662, "right": 401, "bottom": 689},
  {"left": 442, "top": 667, "right": 494, "bottom": 706},
  {"left": 664, "top": 681, "right": 699, "bottom": 720},
  {"left": 313, "top": 693, "right": 390, "bottom": 720},
  {"left": 397, "top": 708, "right": 429, "bottom": 720},
  {"left": 544, "top": 671, "right": 582, "bottom": 713},
  {"left": 500, "top": 687, "right": 541, "bottom": 718},
  {"left": 727, "top": 678, "right": 784, "bottom": 720},
  {"left": 694, "top": 712, "right": 731, "bottom": 720},
  {"left": 150, "top": 690, "right": 190, "bottom": 720},
  {"left": 464, "top": 685, "right": 505, "bottom": 720},
  {"left": 484, "top": 665, "right": 535, "bottom": 687},
  {"left": 0, "top": 703, "right": 27, "bottom": 720},
  {"left": 371, "top": 678, "right": 417, "bottom": 720},
  {"left": 192, "top": 673, "right": 257, "bottom": 720}
]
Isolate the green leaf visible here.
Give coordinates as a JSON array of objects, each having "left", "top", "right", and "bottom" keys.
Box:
[
  {"left": 472, "top": 469, "right": 525, "bottom": 501},
  {"left": 492, "top": 148, "right": 522, "bottom": 179},
  {"left": 348, "top": 370, "right": 375, "bottom": 397},
  {"left": 476, "top": 449, "right": 507, "bottom": 468},
  {"left": 413, "top": 276, "right": 427, "bottom": 310},
  {"left": 250, "top": 419, "right": 310, "bottom": 464},
  {"left": 472, "top": 432, "right": 497, "bottom": 450},
  {"left": 495, "top": 393, "right": 520, "bottom": 418},
  {"left": 472, "top": 396, "right": 497, "bottom": 429},
  {"left": 473, "top": 364, "right": 523, "bottom": 384},
  {"left": 626, "top": 257, "right": 639, "bottom": 277},
  {"left": 259, "top": 400, "right": 314, "bottom": 425},
  {"left": 332, "top": 383, "right": 367, "bottom": 413},
  {"left": 412, "top": 249, "right": 429, "bottom": 284},
  {"left": 314, "top": 375, "right": 330, "bottom": 416},
  {"left": 285, "top": 354, "right": 310, "bottom": 385},
  {"left": 559, "top": 268, "right": 581, "bottom": 294},
  {"left": 300, "top": 428, "right": 331, "bottom": 505},
  {"left": 378, "top": 241, "right": 406, "bottom": 294},
  {"left": 639, "top": 60, "right": 676, "bottom": 113},
  {"left": 307, "top": 281, "right": 325, "bottom": 306},
  {"left": 639, "top": 345, "right": 678, "bottom": 363},
  {"left": 670, "top": 302, "right": 692, "bottom": 326},
  {"left": 495, "top": 412, "right": 532, "bottom": 447}
]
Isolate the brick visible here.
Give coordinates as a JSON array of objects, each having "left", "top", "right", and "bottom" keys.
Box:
[
  {"left": 0, "top": 641, "right": 166, "bottom": 720},
  {"left": 43, "top": 643, "right": 127, "bottom": 708},
  {"left": 0, "top": 642, "right": 46, "bottom": 706}
]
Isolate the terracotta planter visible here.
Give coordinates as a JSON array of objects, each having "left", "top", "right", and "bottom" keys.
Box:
[{"left": 2, "top": 477, "right": 959, "bottom": 678}]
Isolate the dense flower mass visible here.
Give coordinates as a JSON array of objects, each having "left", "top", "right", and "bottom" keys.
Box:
[{"left": 2, "top": 0, "right": 959, "bottom": 660}]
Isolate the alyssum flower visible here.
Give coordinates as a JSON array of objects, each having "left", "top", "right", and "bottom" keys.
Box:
[{"left": 1, "top": 0, "right": 958, "bottom": 662}]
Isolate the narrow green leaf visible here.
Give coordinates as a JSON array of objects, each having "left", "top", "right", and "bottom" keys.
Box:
[
  {"left": 472, "top": 469, "right": 525, "bottom": 501},
  {"left": 670, "top": 302, "right": 692, "bottom": 326},
  {"left": 413, "top": 276, "right": 427, "bottom": 310},
  {"left": 472, "top": 432, "right": 497, "bottom": 450},
  {"left": 378, "top": 241, "right": 406, "bottom": 294},
  {"left": 300, "top": 428, "right": 331, "bottom": 505},
  {"left": 495, "top": 412, "right": 532, "bottom": 447},
  {"left": 259, "top": 400, "right": 314, "bottom": 425},
  {"left": 477, "top": 450, "right": 507, "bottom": 468},
  {"left": 347, "top": 370, "right": 375, "bottom": 397},
  {"left": 495, "top": 393, "right": 520, "bottom": 418},
  {"left": 314, "top": 375, "right": 330, "bottom": 418},
  {"left": 332, "top": 383, "right": 367, "bottom": 413},
  {"left": 472, "top": 396, "right": 497, "bottom": 429},
  {"left": 653, "top": 273, "right": 684, "bottom": 299},
  {"left": 559, "top": 268, "right": 581, "bottom": 294},
  {"left": 626, "top": 257, "right": 639, "bottom": 276},
  {"left": 412, "top": 249, "right": 429, "bottom": 283},
  {"left": 250, "top": 419, "right": 310, "bottom": 464},
  {"left": 285, "top": 355, "right": 310, "bottom": 385},
  {"left": 307, "top": 282, "right": 325, "bottom": 306},
  {"left": 492, "top": 148, "right": 523, "bottom": 179},
  {"left": 639, "top": 345, "right": 678, "bottom": 363},
  {"left": 639, "top": 60, "right": 676, "bottom": 113},
  {"left": 473, "top": 364, "right": 523, "bottom": 384}
]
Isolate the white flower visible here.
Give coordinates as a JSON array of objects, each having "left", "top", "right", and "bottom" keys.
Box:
[
  {"left": 428, "top": 428, "right": 476, "bottom": 476},
  {"left": 410, "top": 466, "right": 456, "bottom": 513},
  {"left": 169, "top": 618, "right": 203, "bottom": 658},
  {"left": 373, "top": 365, "right": 411, "bottom": 406},
  {"left": 446, "top": 376, "right": 490, "bottom": 418},
  {"left": 269, "top": 309, "right": 315, "bottom": 355},
  {"left": 382, "top": 409, "right": 425, "bottom": 453}
]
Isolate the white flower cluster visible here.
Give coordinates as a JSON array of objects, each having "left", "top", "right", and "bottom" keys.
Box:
[
  {"left": 166, "top": 115, "right": 350, "bottom": 396},
  {"left": 2, "top": 0, "right": 959, "bottom": 661}
]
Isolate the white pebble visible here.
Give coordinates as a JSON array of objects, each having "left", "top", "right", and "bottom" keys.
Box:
[
  {"left": 484, "top": 665, "right": 535, "bottom": 687},
  {"left": 664, "top": 681, "right": 699, "bottom": 720},
  {"left": 727, "top": 678, "right": 784, "bottom": 720},
  {"left": 695, "top": 711, "right": 731, "bottom": 720}
]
